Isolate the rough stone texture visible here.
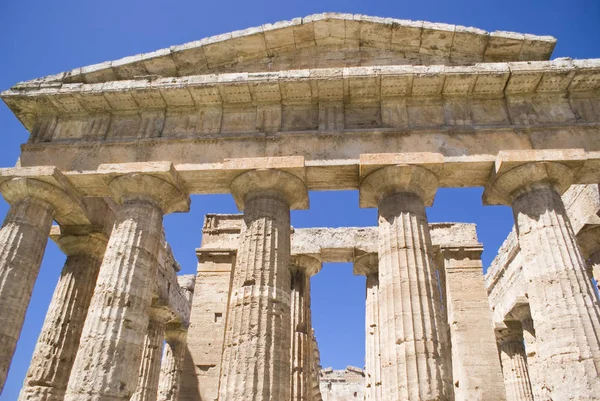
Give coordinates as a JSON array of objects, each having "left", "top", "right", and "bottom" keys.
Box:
[
  {"left": 131, "top": 308, "right": 173, "bottom": 401},
  {"left": 157, "top": 326, "right": 188, "bottom": 401},
  {"left": 64, "top": 173, "right": 189, "bottom": 401},
  {"left": 0, "top": 178, "right": 67, "bottom": 394},
  {"left": 2, "top": 14, "right": 600, "bottom": 401},
  {"left": 496, "top": 323, "right": 534, "bottom": 401},
  {"left": 18, "top": 231, "right": 107, "bottom": 401},
  {"left": 290, "top": 256, "right": 320, "bottom": 401},
  {"left": 485, "top": 156, "right": 600, "bottom": 400},
  {"left": 360, "top": 164, "right": 448, "bottom": 401},
  {"left": 218, "top": 169, "right": 306, "bottom": 401},
  {"left": 441, "top": 244, "right": 506, "bottom": 401},
  {"left": 319, "top": 367, "right": 365, "bottom": 401}
]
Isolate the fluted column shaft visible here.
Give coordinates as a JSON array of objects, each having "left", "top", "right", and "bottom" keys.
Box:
[
  {"left": 157, "top": 328, "right": 187, "bottom": 401},
  {"left": 377, "top": 192, "right": 446, "bottom": 401},
  {"left": 65, "top": 200, "right": 165, "bottom": 400},
  {"left": 218, "top": 194, "right": 292, "bottom": 401},
  {"left": 310, "top": 331, "right": 323, "bottom": 401},
  {"left": 519, "top": 316, "right": 542, "bottom": 400},
  {"left": 498, "top": 327, "right": 534, "bottom": 401},
  {"left": 132, "top": 315, "right": 167, "bottom": 401},
  {"left": 365, "top": 272, "right": 382, "bottom": 401},
  {"left": 512, "top": 185, "right": 600, "bottom": 399},
  {"left": 291, "top": 268, "right": 312, "bottom": 401},
  {"left": 18, "top": 234, "right": 107, "bottom": 401},
  {"left": 0, "top": 195, "right": 54, "bottom": 393}
]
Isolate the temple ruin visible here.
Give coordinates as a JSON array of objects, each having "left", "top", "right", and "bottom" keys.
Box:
[{"left": 0, "top": 12, "right": 599, "bottom": 401}]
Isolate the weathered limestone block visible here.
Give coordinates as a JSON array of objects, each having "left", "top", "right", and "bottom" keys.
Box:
[
  {"left": 319, "top": 366, "right": 365, "bottom": 401},
  {"left": 496, "top": 323, "right": 534, "bottom": 401},
  {"left": 218, "top": 166, "right": 308, "bottom": 401},
  {"left": 132, "top": 308, "right": 174, "bottom": 401},
  {"left": 0, "top": 177, "right": 74, "bottom": 394},
  {"left": 290, "top": 255, "right": 321, "bottom": 401},
  {"left": 65, "top": 171, "right": 189, "bottom": 401},
  {"left": 353, "top": 254, "right": 381, "bottom": 401},
  {"left": 180, "top": 248, "right": 234, "bottom": 401},
  {"left": 484, "top": 152, "right": 600, "bottom": 400},
  {"left": 359, "top": 159, "right": 448, "bottom": 401},
  {"left": 18, "top": 230, "right": 107, "bottom": 401},
  {"left": 157, "top": 325, "right": 187, "bottom": 401},
  {"left": 441, "top": 246, "right": 506, "bottom": 401}
]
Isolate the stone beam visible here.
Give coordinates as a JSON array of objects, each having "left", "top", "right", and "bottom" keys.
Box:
[{"left": 3, "top": 152, "right": 600, "bottom": 214}]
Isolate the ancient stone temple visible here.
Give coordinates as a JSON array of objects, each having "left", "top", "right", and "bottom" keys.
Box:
[{"left": 0, "top": 12, "right": 599, "bottom": 401}]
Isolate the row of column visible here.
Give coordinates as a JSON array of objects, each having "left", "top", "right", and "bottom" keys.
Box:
[
  {"left": 1, "top": 158, "right": 599, "bottom": 400},
  {"left": 0, "top": 172, "right": 191, "bottom": 400}
]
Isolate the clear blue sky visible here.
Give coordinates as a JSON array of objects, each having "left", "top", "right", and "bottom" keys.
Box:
[{"left": 0, "top": 0, "right": 598, "bottom": 398}]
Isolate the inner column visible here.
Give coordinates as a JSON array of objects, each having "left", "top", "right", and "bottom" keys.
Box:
[
  {"left": 218, "top": 168, "right": 308, "bottom": 401},
  {"left": 359, "top": 163, "right": 447, "bottom": 401}
]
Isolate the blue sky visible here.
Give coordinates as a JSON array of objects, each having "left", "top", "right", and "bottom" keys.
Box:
[{"left": 0, "top": 0, "right": 598, "bottom": 398}]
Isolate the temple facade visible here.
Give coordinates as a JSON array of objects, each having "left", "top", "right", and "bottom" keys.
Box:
[{"left": 0, "top": 13, "right": 599, "bottom": 401}]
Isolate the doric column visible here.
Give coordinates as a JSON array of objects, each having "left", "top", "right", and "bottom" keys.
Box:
[
  {"left": 132, "top": 308, "right": 174, "bottom": 401},
  {"left": 513, "top": 308, "right": 543, "bottom": 401},
  {"left": 290, "top": 255, "right": 321, "bottom": 401},
  {"left": 157, "top": 325, "right": 187, "bottom": 401},
  {"left": 359, "top": 161, "right": 448, "bottom": 401},
  {"left": 65, "top": 171, "right": 189, "bottom": 401},
  {"left": 441, "top": 246, "right": 506, "bottom": 401},
  {"left": 354, "top": 253, "right": 381, "bottom": 401},
  {"left": 309, "top": 330, "right": 323, "bottom": 401},
  {"left": 218, "top": 167, "right": 308, "bottom": 401},
  {"left": 484, "top": 152, "right": 600, "bottom": 400},
  {"left": 18, "top": 229, "right": 107, "bottom": 401},
  {"left": 575, "top": 225, "right": 600, "bottom": 294},
  {"left": 0, "top": 177, "right": 73, "bottom": 394},
  {"left": 496, "top": 323, "right": 534, "bottom": 401}
]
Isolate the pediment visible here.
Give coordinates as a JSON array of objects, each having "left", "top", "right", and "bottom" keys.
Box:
[{"left": 17, "top": 13, "right": 555, "bottom": 86}]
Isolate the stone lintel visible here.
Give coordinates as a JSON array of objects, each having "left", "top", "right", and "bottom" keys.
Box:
[
  {"left": 359, "top": 154, "right": 442, "bottom": 207},
  {"left": 483, "top": 149, "right": 587, "bottom": 205},
  {"left": 195, "top": 248, "right": 237, "bottom": 271},
  {"left": 228, "top": 157, "right": 308, "bottom": 210}
]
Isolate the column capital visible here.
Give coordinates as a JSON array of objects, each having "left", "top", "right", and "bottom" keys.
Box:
[
  {"left": 482, "top": 149, "right": 586, "bottom": 206},
  {"left": 149, "top": 305, "right": 178, "bottom": 325},
  {"left": 353, "top": 253, "right": 378, "bottom": 276},
  {"left": 100, "top": 162, "right": 190, "bottom": 214},
  {"left": 0, "top": 172, "right": 88, "bottom": 223},
  {"left": 576, "top": 224, "right": 600, "bottom": 259},
  {"left": 291, "top": 254, "right": 321, "bottom": 276},
  {"left": 50, "top": 228, "right": 108, "bottom": 258},
  {"left": 359, "top": 165, "right": 439, "bottom": 208},
  {"left": 164, "top": 323, "right": 187, "bottom": 342},
  {"left": 230, "top": 169, "right": 308, "bottom": 210}
]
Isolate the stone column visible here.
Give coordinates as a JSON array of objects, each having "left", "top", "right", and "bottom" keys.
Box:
[
  {"left": 290, "top": 255, "right": 321, "bottom": 401},
  {"left": 496, "top": 323, "right": 534, "bottom": 401},
  {"left": 132, "top": 308, "right": 174, "bottom": 401},
  {"left": 441, "top": 246, "right": 506, "bottom": 401},
  {"left": 309, "top": 330, "right": 323, "bottom": 401},
  {"left": 157, "top": 325, "right": 187, "bottom": 401},
  {"left": 484, "top": 155, "right": 600, "bottom": 400},
  {"left": 354, "top": 254, "right": 381, "bottom": 401},
  {"left": 18, "top": 230, "right": 107, "bottom": 401},
  {"left": 0, "top": 178, "right": 72, "bottom": 394},
  {"left": 218, "top": 168, "right": 308, "bottom": 401},
  {"left": 65, "top": 172, "right": 189, "bottom": 401},
  {"left": 359, "top": 164, "right": 448, "bottom": 401}
]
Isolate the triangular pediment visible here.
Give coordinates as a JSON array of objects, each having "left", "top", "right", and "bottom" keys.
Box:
[{"left": 18, "top": 13, "right": 555, "bottom": 86}]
